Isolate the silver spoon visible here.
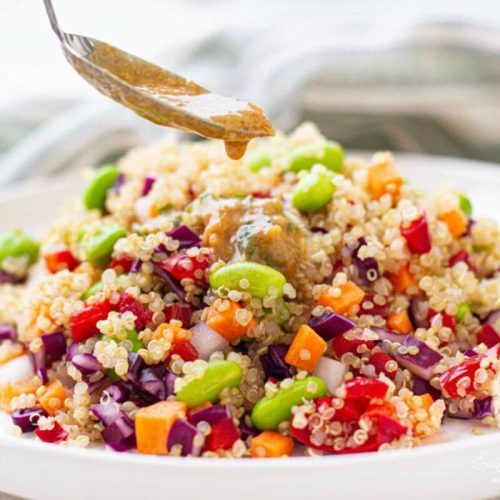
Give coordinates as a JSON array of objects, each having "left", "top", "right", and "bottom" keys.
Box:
[{"left": 42, "top": 0, "right": 274, "bottom": 159}]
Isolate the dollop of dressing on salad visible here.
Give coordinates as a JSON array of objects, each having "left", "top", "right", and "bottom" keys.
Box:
[{"left": 188, "top": 196, "right": 306, "bottom": 282}]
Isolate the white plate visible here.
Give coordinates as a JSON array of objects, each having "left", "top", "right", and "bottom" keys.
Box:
[{"left": 0, "top": 154, "right": 500, "bottom": 500}]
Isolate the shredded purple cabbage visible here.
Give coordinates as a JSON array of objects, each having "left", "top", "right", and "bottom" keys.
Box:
[
  {"left": 475, "top": 397, "right": 494, "bottom": 419},
  {"left": 111, "top": 173, "right": 126, "bottom": 194},
  {"left": 259, "top": 345, "right": 291, "bottom": 380},
  {"left": 41, "top": 331, "right": 67, "bottom": 367},
  {"left": 190, "top": 404, "right": 231, "bottom": 426},
  {"left": 101, "top": 413, "right": 136, "bottom": 452},
  {"left": 11, "top": 407, "right": 47, "bottom": 433},
  {"left": 168, "top": 225, "right": 201, "bottom": 249},
  {"left": 309, "top": 312, "right": 355, "bottom": 341},
  {"left": 107, "top": 382, "right": 130, "bottom": 403},
  {"left": 130, "top": 259, "right": 142, "bottom": 273},
  {"left": 142, "top": 175, "right": 156, "bottom": 196},
  {"left": 394, "top": 335, "right": 443, "bottom": 380},
  {"left": 71, "top": 353, "right": 102, "bottom": 375},
  {"left": 167, "top": 418, "right": 204, "bottom": 456},
  {"left": 0, "top": 324, "right": 17, "bottom": 343},
  {"left": 351, "top": 238, "right": 380, "bottom": 285},
  {"left": 152, "top": 263, "right": 186, "bottom": 301}
]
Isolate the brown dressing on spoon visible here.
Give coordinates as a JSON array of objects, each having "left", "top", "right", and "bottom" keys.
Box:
[{"left": 64, "top": 38, "right": 274, "bottom": 159}]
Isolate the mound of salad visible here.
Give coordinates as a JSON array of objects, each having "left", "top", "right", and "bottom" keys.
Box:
[{"left": 0, "top": 123, "right": 499, "bottom": 458}]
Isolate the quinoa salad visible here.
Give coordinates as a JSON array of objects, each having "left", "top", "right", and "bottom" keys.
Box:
[{"left": 0, "top": 123, "right": 499, "bottom": 458}]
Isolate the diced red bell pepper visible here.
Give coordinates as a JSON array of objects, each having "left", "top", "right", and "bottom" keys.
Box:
[
  {"left": 204, "top": 418, "right": 240, "bottom": 451},
  {"left": 35, "top": 421, "right": 68, "bottom": 443},
  {"left": 400, "top": 215, "right": 431, "bottom": 255},
  {"left": 164, "top": 304, "right": 192, "bottom": 329},
  {"left": 291, "top": 413, "right": 405, "bottom": 455},
  {"left": 439, "top": 353, "right": 485, "bottom": 398},
  {"left": 428, "top": 309, "right": 456, "bottom": 330},
  {"left": 359, "top": 294, "right": 389, "bottom": 317},
  {"left": 69, "top": 299, "right": 112, "bottom": 342},
  {"left": 117, "top": 294, "right": 152, "bottom": 331},
  {"left": 315, "top": 396, "right": 367, "bottom": 422},
  {"left": 344, "top": 378, "right": 389, "bottom": 400},
  {"left": 334, "top": 398, "right": 367, "bottom": 422},
  {"left": 477, "top": 323, "right": 500, "bottom": 348},
  {"left": 332, "top": 333, "right": 375, "bottom": 358},
  {"left": 251, "top": 191, "right": 270, "bottom": 199},
  {"left": 333, "top": 415, "right": 406, "bottom": 454},
  {"left": 441, "top": 345, "right": 500, "bottom": 398},
  {"left": 44, "top": 249, "right": 79, "bottom": 273},
  {"left": 449, "top": 250, "right": 477, "bottom": 273},
  {"left": 160, "top": 251, "right": 212, "bottom": 284},
  {"left": 168, "top": 339, "right": 199, "bottom": 362},
  {"left": 110, "top": 257, "right": 134, "bottom": 273},
  {"left": 375, "top": 415, "right": 407, "bottom": 444},
  {"left": 368, "top": 352, "right": 396, "bottom": 380}
]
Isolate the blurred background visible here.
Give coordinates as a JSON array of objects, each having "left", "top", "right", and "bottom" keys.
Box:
[{"left": 1, "top": 0, "right": 500, "bottom": 184}]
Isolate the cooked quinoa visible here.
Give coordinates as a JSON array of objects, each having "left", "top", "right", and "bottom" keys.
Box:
[{"left": 0, "top": 122, "right": 499, "bottom": 457}]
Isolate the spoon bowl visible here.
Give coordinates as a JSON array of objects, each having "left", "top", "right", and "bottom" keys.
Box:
[{"left": 42, "top": 0, "right": 274, "bottom": 159}]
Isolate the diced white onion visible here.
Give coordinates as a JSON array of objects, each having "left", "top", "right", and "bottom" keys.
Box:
[
  {"left": 0, "top": 354, "right": 33, "bottom": 385},
  {"left": 190, "top": 321, "right": 228, "bottom": 361},
  {"left": 134, "top": 196, "right": 155, "bottom": 223},
  {"left": 313, "top": 356, "right": 347, "bottom": 394}
]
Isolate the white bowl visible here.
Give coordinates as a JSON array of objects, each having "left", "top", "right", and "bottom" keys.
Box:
[{"left": 0, "top": 154, "right": 499, "bottom": 500}]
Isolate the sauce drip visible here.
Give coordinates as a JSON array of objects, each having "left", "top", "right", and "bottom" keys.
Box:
[
  {"left": 64, "top": 38, "right": 274, "bottom": 159},
  {"left": 224, "top": 141, "right": 248, "bottom": 160}
]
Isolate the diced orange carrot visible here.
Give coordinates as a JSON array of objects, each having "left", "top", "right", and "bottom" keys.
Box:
[
  {"left": 0, "top": 379, "right": 41, "bottom": 413},
  {"left": 387, "top": 311, "right": 413, "bottom": 334},
  {"left": 367, "top": 159, "right": 404, "bottom": 200},
  {"left": 285, "top": 324, "right": 327, "bottom": 372},
  {"left": 153, "top": 323, "right": 192, "bottom": 343},
  {"left": 251, "top": 431, "right": 294, "bottom": 458},
  {"left": 206, "top": 301, "right": 256, "bottom": 342},
  {"left": 149, "top": 203, "right": 159, "bottom": 218},
  {"left": 38, "top": 380, "right": 67, "bottom": 416},
  {"left": 362, "top": 401, "right": 397, "bottom": 420},
  {"left": 318, "top": 281, "right": 365, "bottom": 314},
  {"left": 135, "top": 401, "right": 187, "bottom": 455},
  {"left": 387, "top": 264, "right": 415, "bottom": 293},
  {"left": 409, "top": 393, "right": 434, "bottom": 411},
  {"left": 440, "top": 210, "right": 468, "bottom": 238}
]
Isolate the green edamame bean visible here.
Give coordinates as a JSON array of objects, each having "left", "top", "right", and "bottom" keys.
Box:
[
  {"left": 248, "top": 152, "right": 272, "bottom": 172},
  {"left": 209, "top": 261, "right": 286, "bottom": 299},
  {"left": 85, "top": 225, "right": 126, "bottom": 266},
  {"left": 292, "top": 172, "right": 335, "bottom": 212},
  {"left": 0, "top": 230, "right": 39, "bottom": 265},
  {"left": 456, "top": 302, "right": 471, "bottom": 323},
  {"left": 126, "top": 330, "right": 144, "bottom": 352},
  {"left": 81, "top": 280, "right": 104, "bottom": 300},
  {"left": 251, "top": 376, "right": 327, "bottom": 430},
  {"left": 177, "top": 360, "right": 242, "bottom": 408},
  {"left": 459, "top": 194, "right": 472, "bottom": 218},
  {"left": 84, "top": 165, "right": 120, "bottom": 211},
  {"left": 288, "top": 141, "right": 343, "bottom": 173}
]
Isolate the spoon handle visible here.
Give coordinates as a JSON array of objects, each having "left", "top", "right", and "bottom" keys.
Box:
[{"left": 42, "top": 0, "right": 63, "bottom": 40}]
